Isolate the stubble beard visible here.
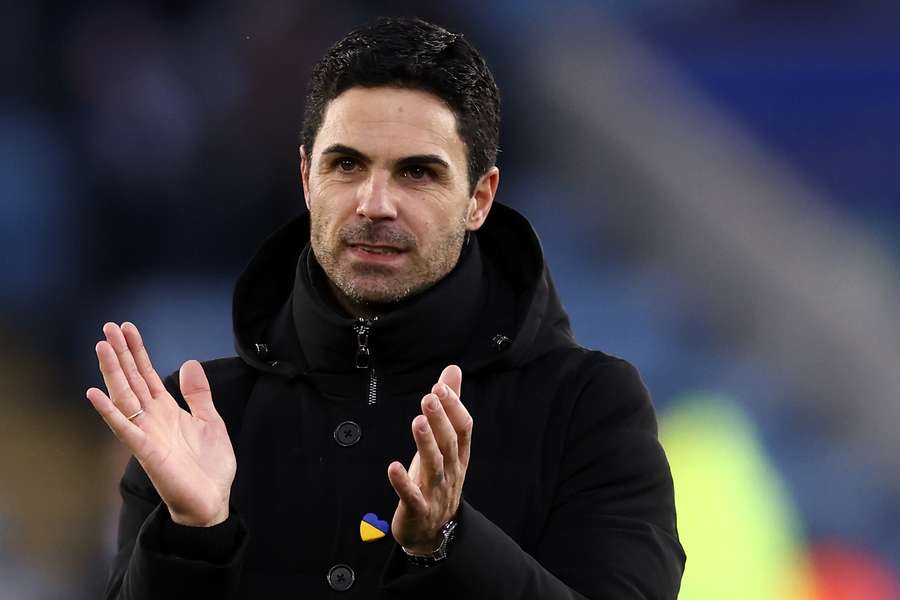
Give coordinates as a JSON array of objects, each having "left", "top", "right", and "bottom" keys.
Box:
[{"left": 310, "top": 211, "right": 468, "bottom": 312}]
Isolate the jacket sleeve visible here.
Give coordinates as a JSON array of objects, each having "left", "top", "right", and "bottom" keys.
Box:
[
  {"left": 104, "top": 373, "right": 249, "bottom": 600},
  {"left": 380, "top": 358, "right": 685, "bottom": 599}
]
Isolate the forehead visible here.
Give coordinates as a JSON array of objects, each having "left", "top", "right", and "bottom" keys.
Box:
[{"left": 315, "top": 87, "right": 464, "bottom": 164}]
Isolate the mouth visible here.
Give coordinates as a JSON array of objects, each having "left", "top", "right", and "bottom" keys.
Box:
[
  {"left": 346, "top": 243, "right": 410, "bottom": 264},
  {"left": 350, "top": 244, "right": 405, "bottom": 255}
]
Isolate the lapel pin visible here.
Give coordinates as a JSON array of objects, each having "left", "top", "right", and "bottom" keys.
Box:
[{"left": 360, "top": 512, "right": 390, "bottom": 542}]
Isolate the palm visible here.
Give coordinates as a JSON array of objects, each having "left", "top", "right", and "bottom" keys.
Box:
[
  {"left": 87, "top": 322, "right": 235, "bottom": 526},
  {"left": 134, "top": 388, "right": 236, "bottom": 524}
]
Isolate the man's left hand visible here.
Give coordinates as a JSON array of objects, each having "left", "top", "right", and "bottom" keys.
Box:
[{"left": 388, "top": 364, "right": 472, "bottom": 555}]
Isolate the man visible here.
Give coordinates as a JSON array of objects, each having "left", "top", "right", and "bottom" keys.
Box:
[{"left": 88, "top": 17, "right": 685, "bottom": 599}]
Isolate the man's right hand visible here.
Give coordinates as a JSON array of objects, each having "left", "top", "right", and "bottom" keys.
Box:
[{"left": 86, "top": 322, "right": 236, "bottom": 528}]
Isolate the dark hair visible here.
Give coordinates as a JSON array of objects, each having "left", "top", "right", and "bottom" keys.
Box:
[{"left": 301, "top": 17, "right": 500, "bottom": 194}]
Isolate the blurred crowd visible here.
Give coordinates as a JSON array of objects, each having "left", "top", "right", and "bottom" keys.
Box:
[{"left": 2, "top": 1, "right": 899, "bottom": 598}]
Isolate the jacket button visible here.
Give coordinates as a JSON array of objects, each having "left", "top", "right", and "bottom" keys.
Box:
[
  {"left": 333, "top": 421, "right": 362, "bottom": 447},
  {"left": 327, "top": 564, "right": 355, "bottom": 591}
]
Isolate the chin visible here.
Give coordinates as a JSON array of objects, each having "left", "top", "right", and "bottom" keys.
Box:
[
  {"left": 346, "top": 282, "right": 414, "bottom": 306},
  {"left": 334, "top": 262, "right": 446, "bottom": 307}
]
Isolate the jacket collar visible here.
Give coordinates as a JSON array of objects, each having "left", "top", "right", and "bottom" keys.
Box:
[
  {"left": 233, "top": 203, "right": 578, "bottom": 384},
  {"left": 291, "top": 233, "right": 486, "bottom": 375}
]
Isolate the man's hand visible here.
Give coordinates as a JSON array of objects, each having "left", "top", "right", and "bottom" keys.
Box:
[
  {"left": 86, "top": 322, "right": 236, "bottom": 527},
  {"left": 388, "top": 365, "right": 472, "bottom": 554}
]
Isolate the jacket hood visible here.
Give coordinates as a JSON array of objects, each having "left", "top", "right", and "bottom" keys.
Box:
[{"left": 232, "top": 202, "right": 578, "bottom": 379}]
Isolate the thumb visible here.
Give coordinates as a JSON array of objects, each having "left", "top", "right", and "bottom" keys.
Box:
[
  {"left": 179, "top": 360, "right": 218, "bottom": 421},
  {"left": 438, "top": 364, "right": 462, "bottom": 398}
]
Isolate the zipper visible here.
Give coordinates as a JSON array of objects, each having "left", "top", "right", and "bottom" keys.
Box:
[
  {"left": 367, "top": 369, "right": 378, "bottom": 406},
  {"left": 354, "top": 317, "right": 379, "bottom": 405}
]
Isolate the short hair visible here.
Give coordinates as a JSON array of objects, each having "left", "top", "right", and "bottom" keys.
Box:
[{"left": 301, "top": 17, "right": 501, "bottom": 195}]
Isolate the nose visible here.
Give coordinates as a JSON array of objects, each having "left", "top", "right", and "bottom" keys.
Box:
[{"left": 356, "top": 171, "right": 397, "bottom": 221}]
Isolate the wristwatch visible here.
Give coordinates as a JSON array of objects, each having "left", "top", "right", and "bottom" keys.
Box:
[{"left": 401, "top": 519, "right": 458, "bottom": 567}]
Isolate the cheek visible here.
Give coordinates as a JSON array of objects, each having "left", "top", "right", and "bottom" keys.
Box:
[
  {"left": 309, "top": 202, "right": 340, "bottom": 243},
  {"left": 410, "top": 211, "right": 459, "bottom": 256},
  {"left": 309, "top": 176, "right": 343, "bottom": 205},
  {"left": 309, "top": 180, "right": 356, "bottom": 226}
]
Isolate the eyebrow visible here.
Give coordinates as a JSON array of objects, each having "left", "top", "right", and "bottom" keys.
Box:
[
  {"left": 321, "top": 144, "right": 370, "bottom": 164},
  {"left": 396, "top": 154, "right": 450, "bottom": 171},
  {"left": 320, "top": 144, "right": 450, "bottom": 171}
]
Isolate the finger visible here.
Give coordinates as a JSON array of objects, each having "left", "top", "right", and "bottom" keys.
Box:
[
  {"left": 387, "top": 461, "right": 428, "bottom": 515},
  {"left": 96, "top": 340, "right": 143, "bottom": 418},
  {"left": 432, "top": 381, "right": 474, "bottom": 466},
  {"left": 412, "top": 413, "right": 445, "bottom": 489},
  {"left": 121, "top": 322, "right": 167, "bottom": 397},
  {"left": 407, "top": 452, "right": 421, "bottom": 481},
  {"left": 103, "top": 323, "right": 153, "bottom": 407},
  {"left": 422, "top": 393, "right": 459, "bottom": 474},
  {"left": 179, "top": 360, "right": 218, "bottom": 422},
  {"left": 431, "top": 380, "right": 472, "bottom": 432},
  {"left": 86, "top": 387, "right": 147, "bottom": 452},
  {"left": 437, "top": 364, "right": 462, "bottom": 398}
]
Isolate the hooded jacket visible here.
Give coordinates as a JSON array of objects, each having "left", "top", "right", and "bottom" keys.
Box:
[{"left": 105, "top": 203, "right": 685, "bottom": 599}]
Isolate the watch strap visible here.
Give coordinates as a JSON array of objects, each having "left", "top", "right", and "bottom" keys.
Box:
[{"left": 402, "top": 519, "right": 457, "bottom": 567}]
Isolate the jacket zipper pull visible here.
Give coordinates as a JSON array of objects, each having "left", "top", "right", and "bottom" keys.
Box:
[
  {"left": 354, "top": 317, "right": 375, "bottom": 369},
  {"left": 353, "top": 317, "right": 379, "bottom": 405}
]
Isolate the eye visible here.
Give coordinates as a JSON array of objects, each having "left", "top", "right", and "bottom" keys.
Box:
[
  {"left": 337, "top": 157, "right": 358, "bottom": 172},
  {"left": 403, "top": 165, "right": 430, "bottom": 180}
]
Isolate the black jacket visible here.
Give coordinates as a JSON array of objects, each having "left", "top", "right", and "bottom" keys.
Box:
[{"left": 106, "top": 203, "right": 685, "bottom": 599}]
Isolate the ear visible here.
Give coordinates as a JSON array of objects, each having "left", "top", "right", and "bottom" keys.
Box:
[
  {"left": 300, "top": 145, "right": 311, "bottom": 211},
  {"left": 465, "top": 166, "right": 500, "bottom": 231}
]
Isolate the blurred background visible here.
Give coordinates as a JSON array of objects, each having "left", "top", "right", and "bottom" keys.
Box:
[{"left": 2, "top": 1, "right": 899, "bottom": 597}]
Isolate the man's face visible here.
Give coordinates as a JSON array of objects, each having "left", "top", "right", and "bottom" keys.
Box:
[{"left": 302, "top": 87, "right": 496, "bottom": 312}]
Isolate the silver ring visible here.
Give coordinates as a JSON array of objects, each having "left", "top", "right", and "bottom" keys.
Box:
[{"left": 126, "top": 408, "right": 145, "bottom": 421}]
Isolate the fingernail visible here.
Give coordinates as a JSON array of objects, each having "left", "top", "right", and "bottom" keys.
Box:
[
  {"left": 435, "top": 385, "right": 446, "bottom": 398},
  {"left": 419, "top": 420, "right": 430, "bottom": 433}
]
